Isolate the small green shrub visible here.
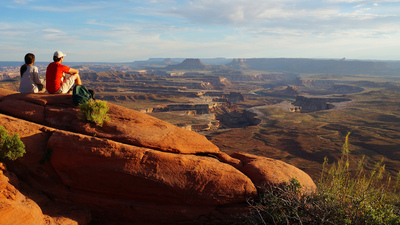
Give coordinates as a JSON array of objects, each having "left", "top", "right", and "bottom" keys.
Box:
[
  {"left": 0, "top": 125, "right": 25, "bottom": 161},
  {"left": 78, "top": 99, "right": 110, "bottom": 127},
  {"left": 246, "top": 132, "right": 400, "bottom": 225}
]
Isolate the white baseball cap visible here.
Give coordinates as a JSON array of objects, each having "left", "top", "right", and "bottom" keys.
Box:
[{"left": 54, "top": 51, "right": 66, "bottom": 58}]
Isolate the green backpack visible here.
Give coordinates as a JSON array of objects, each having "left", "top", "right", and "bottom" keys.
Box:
[{"left": 72, "top": 85, "right": 95, "bottom": 106}]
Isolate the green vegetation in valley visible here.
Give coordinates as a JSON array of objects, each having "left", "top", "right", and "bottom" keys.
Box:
[
  {"left": 0, "top": 125, "right": 25, "bottom": 161},
  {"left": 79, "top": 100, "right": 110, "bottom": 127}
]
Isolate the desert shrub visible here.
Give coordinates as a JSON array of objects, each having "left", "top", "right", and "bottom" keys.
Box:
[
  {"left": 317, "top": 132, "right": 400, "bottom": 224},
  {"left": 0, "top": 125, "right": 25, "bottom": 161},
  {"left": 246, "top": 178, "right": 317, "bottom": 225},
  {"left": 78, "top": 99, "right": 110, "bottom": 127},
  {"left": 246, "top": 132, "right": 400, "bottom": 225}
]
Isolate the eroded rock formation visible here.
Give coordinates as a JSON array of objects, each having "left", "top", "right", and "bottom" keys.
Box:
[
  {"left": 292, "top": 96, "right": 352, "bottom": 113},
  {"left": 165, "top": 58, "right": 209, "bottom": 70},
  {"left": 0, "top": 164, "right": 52, "bottom": 225},
  {"left": 0, "top": 88, "right": 316, "bottom": 224},
  {"left": 260, "top": 85, "right": 302, "bottom": 98},
  {"left": 0, "top": 163, "right": 91, "bottom": 225}
]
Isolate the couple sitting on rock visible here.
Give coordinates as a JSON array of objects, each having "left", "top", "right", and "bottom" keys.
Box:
[{"left": 19, "top": 51, "right": 82, "bottom": 94}]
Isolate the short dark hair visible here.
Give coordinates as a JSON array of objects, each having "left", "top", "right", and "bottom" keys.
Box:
[
  {"left": 24, "top": 53, "right": 35, "bottom": 65},
  {"left": 53, "top": 56, "right": 63, "bottom": 62}
]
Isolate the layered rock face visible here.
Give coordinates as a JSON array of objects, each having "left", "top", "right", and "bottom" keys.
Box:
[
  {"left": 0, "top": 164, "right": 51, "bottom": 225},
  {"left": 292, "top": 96, "right": 352, "bottom": 113},
  {"left": 0, "top": 88, "right": 316, "bottom": 224},
  {"left": 0, "top": 163, "right": 91, "bottom": 225},
  {"left": 165, "top": 58, "right": 209, "bottom": 70}
]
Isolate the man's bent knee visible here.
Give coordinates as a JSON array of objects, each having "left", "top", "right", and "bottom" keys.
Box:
[{"left": 74, "top": 74, "right": 82, "bottom": 85}]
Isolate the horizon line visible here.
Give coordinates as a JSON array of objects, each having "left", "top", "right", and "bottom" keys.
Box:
[{"left": 1, "top": 57, "right": 400, "bottom": 64}]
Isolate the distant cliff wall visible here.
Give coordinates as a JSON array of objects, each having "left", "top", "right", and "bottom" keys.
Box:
[{"left": 226, "top": 58, "right": 398, "bottom": 75}]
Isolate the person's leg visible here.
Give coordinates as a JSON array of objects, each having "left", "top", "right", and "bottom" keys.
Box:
[
  {"left": 74, "top": 74, "right": 82, "bottom": 85},
  {"left": 59, "top": 74, "right": 81, "bottom": 93}
]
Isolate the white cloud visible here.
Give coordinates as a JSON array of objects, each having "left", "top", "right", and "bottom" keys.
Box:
[
  {"left": 162, "top": 0, "right": 400, "bottom": 39},
  {"left": 13, "top": 0, "right": 33, "bottom": 4},
  {"left": 167, "top": 0, "right": 291, "bottom": 25},
  {"left": 326, "top": 0, "right": 400, "bottom": 3},
  {"left": 86, "top": 19, "right": 108, "bottom": 27},
  {"left": 31, "top": 1, "right": 108, "bottom": 12},
  {"left": 167, "top": 0, "right": 383, "bottom": 25},
  {"left": 42, "top": 29, "right": 66, "bottom": 40},
  {"left": 2, "top": 0, "right": 400, "bottom": 61}
]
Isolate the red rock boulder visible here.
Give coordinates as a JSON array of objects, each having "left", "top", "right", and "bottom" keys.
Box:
[
  {"left": 0, "top": 164, "right": 51, "bottom": 225},
  {"left": 0, "top": 90, "right": 219, "bottom": 154},
  {"left": 0, "top": 88, "right": 317, "bottom": 224},
  {"left": 231, "top": 152, "right": 317, "bottom": 193}
]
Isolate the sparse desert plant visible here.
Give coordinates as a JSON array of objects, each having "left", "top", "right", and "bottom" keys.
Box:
[
  {"left": 317, "top": 132, "right": 400, "bottom": 224},
  {"left": 0, "top": 125, "right": 25, "bottom": 161},
  {"left": 246, "top": 178, "right": 316, "bottom": 225},
  {"left": 78, "top": 99, "right": 110, "bottom": 127},
  {"left": 246, "top": 132, "right": 400, "bottom": 225}
]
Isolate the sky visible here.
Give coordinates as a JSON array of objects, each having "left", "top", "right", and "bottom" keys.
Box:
[{"left": 1, "top": 0, "right": 400, "bottom": 62}]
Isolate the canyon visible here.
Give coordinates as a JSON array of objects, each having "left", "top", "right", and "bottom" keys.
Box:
[{"left": 1, "top": 58, "right": 400, "bottom": 223}]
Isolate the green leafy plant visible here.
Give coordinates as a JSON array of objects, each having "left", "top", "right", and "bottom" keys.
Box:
[
  {"left": 0, "top": 125, "right": 25, "bottom": 161},
  {"left": 78, "top": 99, "right": 110, "bottom": 127},
  {"left": 246, "top": 132, "right": 400, "bottom": 225}
]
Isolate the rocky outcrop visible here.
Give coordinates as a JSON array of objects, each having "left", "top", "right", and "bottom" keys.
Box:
[
  {"left": 226, "top": 58, "right": 248, "bottom": 69},
  {"left": 0, "top": 88, "right": 316, "bottom": 224},
  {"left": 261, "top": 85, "right": 302, "bottom": 98},
  {"left": 165, "top": 58, "right": 209, "bottom": 70},
  {"left": 220, "top": 71, "right": 299, "bottom": 82},
  {"left": 292, "top": 96, "right": 352, "bottom": 113},
  {"left": 0, "top": 163, "right": 91, "bottom": 225},
  {"left": 278, "top": 86, "right": 301, "bottom": 97},
  {"left": 0, "top": 165, "right": 51, "bottom": 225},
  {"left": 298, "top": 80, "right": 364, "bottom": 95},
  {"left": 223, "top": 92, "right": 244, "bottom": 102},
  {"left": 0, "top": 91, "right": 218, "bottom": 154},
  {"left": 212, "top": 103, "right": 261, "bottom": 128},
  {"left": 230, "top": 153, "right": 315, "bottom": 193},
  {"left": 143, "top": 103, "right": 211, "bottom": 114}
]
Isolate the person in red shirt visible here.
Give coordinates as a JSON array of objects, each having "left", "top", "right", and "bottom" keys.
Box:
[{"left": 46, "top": 51, "right": 82, "bottom": 94}]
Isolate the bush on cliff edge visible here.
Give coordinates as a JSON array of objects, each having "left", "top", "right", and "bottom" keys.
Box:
[
  {"left": 0, "top": 125, "right": 25, "bottom": 161},
  {"left": 246, "top": 132, "right": 400, "bottom": 225},
  {"left": 78, "top": 99, "right": 110, "bottom": 127}
]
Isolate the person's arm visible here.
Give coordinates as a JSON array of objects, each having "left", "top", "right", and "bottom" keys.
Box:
[
  {"left": 67, "top": 68, "right": 79, "bottom": 75},
  {"left": 33, "top": 70, "right": 42, "bottom": 84}
]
